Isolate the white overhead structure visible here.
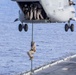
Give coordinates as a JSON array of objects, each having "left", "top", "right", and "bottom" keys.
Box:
[{"left": 12, "top": 0, "right": 76, "bottom": 32}]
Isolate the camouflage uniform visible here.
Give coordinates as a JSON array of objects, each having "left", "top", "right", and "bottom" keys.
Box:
[{"left": 27, "top": 42, "right": 36, "bottom": 60}]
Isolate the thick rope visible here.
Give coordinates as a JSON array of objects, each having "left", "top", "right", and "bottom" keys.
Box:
[
  {"left": 32, "top": 21, "right": 34, "bottom": 42},
  {"left": 30, "top": 21, "right": 34, "bottom": 75}
]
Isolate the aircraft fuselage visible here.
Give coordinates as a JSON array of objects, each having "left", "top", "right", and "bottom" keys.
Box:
[
  {"left": 12, "top": 0, "right": 76, "bottom": 32},
  {"left": 15, "top": 0, "right": 76, "bottom": 23}
]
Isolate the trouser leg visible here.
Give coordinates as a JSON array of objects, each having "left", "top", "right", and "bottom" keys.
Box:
[
  {"left": 30, "top": 9, "right": 33, "bottom": 20},
  {"left": 37, "top": 12, "right": 40, "bottom": 20},
  {"left": 40, "top": 14, "right": 44, "bottom": 19},
  {"left": 27, "top": 51, "right": 35, "bottom": 59},
  {"left": 34, "top": 10, "right": 37, "bottom": 20}
]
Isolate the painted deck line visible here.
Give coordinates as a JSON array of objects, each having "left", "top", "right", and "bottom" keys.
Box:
[{"left": 19, "top": 54, "right": 76, "bottom": 75}]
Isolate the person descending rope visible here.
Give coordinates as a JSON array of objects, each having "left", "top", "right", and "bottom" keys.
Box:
[{"left": 27, "top": 41, "right": 36, "bottom": 60}]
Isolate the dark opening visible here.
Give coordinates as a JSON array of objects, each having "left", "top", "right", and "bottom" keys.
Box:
[{"left": 17, "top": 2, "right": 49, "bottom": 21}]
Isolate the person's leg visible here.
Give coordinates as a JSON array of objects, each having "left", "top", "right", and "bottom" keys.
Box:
[
  {"left": 37, "top": 11, "right": 40, "bottom": 20},
  {"left": 34, "top": 9, "right": 37, "bottom": 20},
  {"left": 30, "top": 9, "right": 33, "bottom": 20},
  {"left": 40, "top": 13, "right": 44, "bottom": 19},
  {"left": 27, "top": 51, "right": 34, "bottom": 59},
  {"left": 27, "top": 12, "right": 30, "bottom": 19}
]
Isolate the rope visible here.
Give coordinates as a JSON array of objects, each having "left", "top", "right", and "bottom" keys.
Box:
[
  {"left": 31, "top": 59, "right": 33, "bottom": 75},
  {"left": 30, "top": 20, "right": 34, "bottom": 75},
  {"left": 32, "top": 21, "right": 34, "bottom": 42}
]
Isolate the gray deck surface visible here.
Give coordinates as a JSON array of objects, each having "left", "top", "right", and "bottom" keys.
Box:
[{"left": 33, "top": 56, "right": 76, "bottom": 75}]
